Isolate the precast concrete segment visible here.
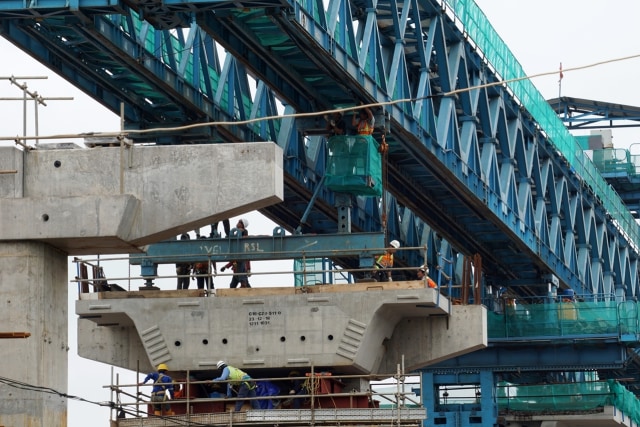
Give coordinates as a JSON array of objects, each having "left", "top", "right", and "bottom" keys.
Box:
[
  {"left": 379, "top": 305, "right": 487, "bottom": 373},
  {"left": 0, "top": 143, "right": 283, "bottom": 255},
  {"left": 0, "top": 242, "right": 68, "bottom": 427},
  {"left": 76, "top": 282, "right": 486, "bottom": 374}
]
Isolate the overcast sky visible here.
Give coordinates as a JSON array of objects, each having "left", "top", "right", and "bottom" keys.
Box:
[{"left": 2, "top": 1, "right": 639, "bottom": 425}]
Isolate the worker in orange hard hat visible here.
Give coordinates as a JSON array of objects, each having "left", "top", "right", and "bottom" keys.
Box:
[{"left": 139, "top": 363, "right": 175, "bottom": 416}]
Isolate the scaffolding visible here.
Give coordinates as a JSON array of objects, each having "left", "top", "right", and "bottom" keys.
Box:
[{"left": 108, "top": 372, "right": 425, "bottom": 427}]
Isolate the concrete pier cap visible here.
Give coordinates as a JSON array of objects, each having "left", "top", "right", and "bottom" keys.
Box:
[
  {"left": 0, "top": 142, "right": 284, "bottom": 254},
  {"left": 0, "top": 141, "right": 283, "bottom": 427}
]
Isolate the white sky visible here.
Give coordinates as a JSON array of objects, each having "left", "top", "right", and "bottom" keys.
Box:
[{"left": 2, "top": 0, "right": 640, "bottom": 425}]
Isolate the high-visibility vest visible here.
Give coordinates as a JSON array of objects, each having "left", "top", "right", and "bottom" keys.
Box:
[
  {"left": 228, "top": 366, "right": 253, "bottom": 387},
  {"left": 357, "top": 118, "right": 374, "bottom": 135},
  {"left": 376, "top": 253, "right": 393, "bottom": 269}
]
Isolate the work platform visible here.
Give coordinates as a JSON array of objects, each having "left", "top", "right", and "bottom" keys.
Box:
[
  {"left": 116, "top": 408, "right": 426, "bottom": 427},
  {"left": 110, "top": 368, "right": 426, "bottom": 427}
]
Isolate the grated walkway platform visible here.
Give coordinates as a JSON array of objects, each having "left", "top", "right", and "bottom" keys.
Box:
[{"left": 116, "top": 408, "right": 426, "bottom": 427}]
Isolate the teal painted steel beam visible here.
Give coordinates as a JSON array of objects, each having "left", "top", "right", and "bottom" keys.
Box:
[{"left": 130, "top": 231, "right": 385, "bottom": 264}]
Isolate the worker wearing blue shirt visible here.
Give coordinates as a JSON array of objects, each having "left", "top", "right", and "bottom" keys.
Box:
[
  {"left": 139, "top": 363, "right": 175, "bottom": 416},
  {"left": 213, "top": 360, "right": 260, "bottom": 411}
]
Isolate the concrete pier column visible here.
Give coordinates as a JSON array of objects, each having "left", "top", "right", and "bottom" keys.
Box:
[{"left": 0, "top": 241, "right": 69, "bottom": 427}]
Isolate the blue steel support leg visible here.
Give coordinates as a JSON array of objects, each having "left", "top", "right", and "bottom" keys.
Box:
[
  {"left": 421, "top": 372, "right": 437, "bottom": 424},
  {"left": 295, "top": 175, "right": 326, "bottom": 235},
  {"left": 140, "top": 258, "right": 159, "bottom": 290},
  {"left": 335, "top": 193, "right": 353, "bottom": 234},
  {"left": 478, "top": 370, "right": 498, "bottom": 427},
  {"left": 421, "top": 370, "right": 498, "bottom": 427}
]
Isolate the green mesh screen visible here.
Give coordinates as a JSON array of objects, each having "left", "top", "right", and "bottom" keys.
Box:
[
  {"left": 442, "top": 0, "right": 640, "bottom": 249},
  {"left": 325, "top": 135, "right": 383, "bottom": 196},
  {"left": 497, "top": 380, "right": 640, "bottom": 425},
  {"left": 498, "top": 381, "right": 611, "bottom": 411},
  {"left": 487, "top": 300, "right": 634, "bottom": 339}
]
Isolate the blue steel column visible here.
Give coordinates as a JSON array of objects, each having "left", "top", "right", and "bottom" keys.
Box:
[{"left": 421, "top": 370, "right": 498, "bottom": 427}]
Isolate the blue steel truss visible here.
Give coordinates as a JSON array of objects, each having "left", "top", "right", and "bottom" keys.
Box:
[
  {"left": 4, "top": 0, "right": 637, "bottom": 300},
  {"left": 3, "top": 0, "right": 640, "bottom": 424}
]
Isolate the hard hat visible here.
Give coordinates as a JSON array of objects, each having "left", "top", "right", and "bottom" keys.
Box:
[
  {"left": 239, "top": 218, "right": 249, "bottom": 228},
  {"left": 389, "top": 240, "right": 400, "bottom": 249},
  {"left": 157, "top": 363, "right": 169, "bottom": 371},
  {"left": 216, "top": 360, "right": 226, "bottom": 369},
  {"left": 419, "top": 265, "right": 428, "bottom": 273}
]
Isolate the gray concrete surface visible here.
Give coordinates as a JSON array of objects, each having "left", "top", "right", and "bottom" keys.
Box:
[
  {"left": 0, "top": 143, "right": 283, "bottom": 254},
  {"left": 0, "top": 142, "right": 283, "bottom": 427},
  {"left": 0, "top": 242, "right": 68, "bottom": 426},
  {"left": 75, "top": 283, "right": 487, "bottom": 375}
]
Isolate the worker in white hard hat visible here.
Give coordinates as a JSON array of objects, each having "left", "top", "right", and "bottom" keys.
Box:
[
  {"left": 220, "top": 219, "right": 251, "bottom": 288},
  {"left": 417, "top": 265, "right": 437, "bottom": 288},
  {"left": 374, "top": 240, "right": 400, "bottom": 282},
  {"left": 211, "top": 361, "right": 260, "bottom": 411},
  {"left": 139, "top": 363, "right": 175, "bottom": 416},
  {"left": 417, "top": 265, "right": 428, "bottom": 280}
]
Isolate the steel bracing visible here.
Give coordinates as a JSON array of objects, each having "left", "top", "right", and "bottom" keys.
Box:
[{"left": 3, "top": 0, "right": 640, "bottom": 425}]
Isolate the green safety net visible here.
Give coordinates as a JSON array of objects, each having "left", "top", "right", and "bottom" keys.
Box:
[
  {"left": 497, "top": 380, "right": 640, "bottom": 425},
  {"left": 489, "top": 301, "right": 640, "bottom": 420},
  {"left": 579, "top": 142, "right": 640, "bottom": 176},
  {"left": 488, "top": 300, "right": 639, "bottom": 339},
  {"left": 497, "top": 380, "right": 611, "bottom": 412},
  {"left": 442, "top": 0, "right": 640, "bottom": 249},
  {"left": 325, "top": 135, "right": 383, "bottom": 196}
]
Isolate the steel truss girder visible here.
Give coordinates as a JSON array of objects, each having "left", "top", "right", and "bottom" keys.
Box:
[
  {"left": 549, "top": 96, "right": 640, "bottom": 130},
  {"left": 2, "top": 0, "right": 639, "bottom": 298},
  {"left": 6, "top": 0, "right": 640, "bottom": 419}
]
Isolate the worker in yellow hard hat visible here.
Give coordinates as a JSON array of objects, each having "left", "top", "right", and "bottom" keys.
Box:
[{"left": 139, "top": 363, "right": 175, "bottom": 416}]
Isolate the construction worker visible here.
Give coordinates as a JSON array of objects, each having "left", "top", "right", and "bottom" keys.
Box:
[
  {"left": 325, "top": 112, "right": 346, "bottom": 137},
  {"left": 212, "top": 360, "right": 260, "bottom": 411},
  {"left": 282, "top": 370, "right": 306, "bottom": 409},
  {"left": 139, "top": 363, "right": 175, "bottom": 416},
  {"left": 374, "top": 240, "right": 400, "bottom": 282},
  {"left": 417, "top": 265, "right": 437, "bottom": 288},
  {"left": 220, "top": 218, "right": 251, "bottom": 288},
  {"left": 352, "top": 104, "right": 374, "bottom": 135},
  {"left": 176, "top": 233, "right": 192, "bottom": 290}
]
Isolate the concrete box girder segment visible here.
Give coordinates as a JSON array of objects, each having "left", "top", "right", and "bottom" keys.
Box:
[
  {"left": 0, "top": 142, "right": 282, "bottom": 427},
  {"left": 75, "top": 283, "right": 487, "bottom": 375},
  {"left": 0, "top": 143, "right": 284, "bottom": 254}
]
